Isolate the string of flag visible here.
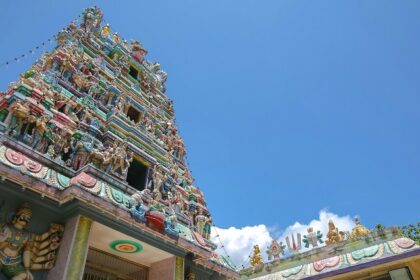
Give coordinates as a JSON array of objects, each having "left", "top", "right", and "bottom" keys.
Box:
[{"left": 0, "top": 13, "right": 83, "bottom": 69}]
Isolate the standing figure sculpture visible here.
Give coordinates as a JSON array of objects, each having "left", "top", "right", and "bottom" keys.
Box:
[
  {"left": 7, "top": 100, "right": 30, "bottom": 139},
  {"left": 31, "top": 115, "right": 51, "bottom": 153},
  {"left": 194, "top": 208, "right": 207, "bottom": 236},
  {"left": 70, "top": 136, "right": 93, "bottom": 170},
  {"left": 110, "top": 141, "right": 132, "bottom": 180},
  {"left": 0, "top": 202, "right": 64, "bottom": 280}
]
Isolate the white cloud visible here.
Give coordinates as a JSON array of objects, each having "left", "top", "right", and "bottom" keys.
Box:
[{"left": 211, "top": 210, "right": 356, "bottom": 269}]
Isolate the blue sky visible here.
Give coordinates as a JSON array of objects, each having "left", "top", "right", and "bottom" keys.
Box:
[{"left": 1, "top": 1, "right": 419, "bottom": 234}]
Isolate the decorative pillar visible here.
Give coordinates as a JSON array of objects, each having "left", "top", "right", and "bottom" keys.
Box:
[
  {"left": 66, "top": 216, "right": 92, "bottom": 280},
  {"left": 175, "top": 256, "right": 184, "bottom": 280}
]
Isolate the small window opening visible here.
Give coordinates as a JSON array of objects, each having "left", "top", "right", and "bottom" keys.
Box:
[
  {"left": 126, "top": 158, "right": 148, "bottom": 191},
  {"left": 129, "top": 66, "right": 139, "bottom": 80},
  {"left": 127, "top": 106, "right": 141, "bottom": 123}
]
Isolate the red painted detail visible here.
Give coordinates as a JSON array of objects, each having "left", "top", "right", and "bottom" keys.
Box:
[
  {"left": 313, "top": 256, "right": 340, "bottom": 272},
  {"left": 192, "top": 231, "right": 207, "bottom": 247},
  {"left": 145, "top": 211, "right": 165, "bottom": 230},
  {"left": 5, "top": 148, "right": 24, "bottom": 165},
  {"left": 24, "top": 159, "right": 43, "bottom": 173},
  {"left": 71, "top": 172, "right": 97, "bottom": 188}
]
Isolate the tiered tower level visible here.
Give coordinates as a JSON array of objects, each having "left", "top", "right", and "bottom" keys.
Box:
[{"left": 0, "top": 6, "right": 236, "bottom": 277}]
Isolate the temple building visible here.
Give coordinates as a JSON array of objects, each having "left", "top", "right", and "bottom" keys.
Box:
[
  {"left": 240, "top": 220, "right": 420, "bottom": 280},
  {"left": 0, "top": 7, "right": 237, "bottom": 280}
]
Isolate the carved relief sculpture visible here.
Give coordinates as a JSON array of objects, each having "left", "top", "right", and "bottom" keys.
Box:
[{"left": 0, "top": 203, "right": 64, "bottom": 280}]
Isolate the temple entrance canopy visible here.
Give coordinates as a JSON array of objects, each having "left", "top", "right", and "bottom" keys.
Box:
[{"left": 85, "top": 222, "right": 174, "bottom": 279}]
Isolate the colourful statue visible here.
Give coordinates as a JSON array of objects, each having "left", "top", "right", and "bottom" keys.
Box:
[
  {"left": 0, "top": 203, "right": 64, "bottom": 280},
  {"left": 325, "top": 220, "right": 346, "bottom": 245},
  {"left": 110, "top": 141, "right": 132, "bottom": 180},
  {"left": 194, "top": 208, "right": 206, "bottom": 236},
  {"left": 303, "top": 227, "right": 324, "bottom": 248},
  {"left": 285, "top": 233, "right": 302, "bottom": 254},
  {"left": 266, "top": 240, "right": 286, "bottom": 261},
  {"left": 349, "top": 218, "right": 370, "bottom": 240},
  {"left": 250, "top": 245, "right": 263, "bottom": 267},
  {"left": 101, "top": 23, "right": 110, "bottom": 38},
  {"left": 81, "top": 6, "right": 103, "bottom": 34},
  {"left": 112, "top": 32, "right": 120, "bottom": 44},
  {"left": 70, "top": 136, "right": 93, "bottom": 170},
  {"left": 31, "top": 115, "right": 51, "bottom": 152},
  {"left": 203, "top": 215, "right": 212, "bottom": 240},
  {"left": 130, "top": 40, "right": 148, "bottom": 64},
  {"left": 186, "top": 271, "right": 196, "bottom": 280},
  {"left": 7, "top": 100, "right": 30, "bottom": 138}
]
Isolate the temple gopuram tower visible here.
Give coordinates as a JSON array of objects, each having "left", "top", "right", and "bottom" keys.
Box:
[{"left": 0, "top": 7, "right": 237, "bottom": 280}]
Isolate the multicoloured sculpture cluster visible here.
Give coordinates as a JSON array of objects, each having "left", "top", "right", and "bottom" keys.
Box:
[
  {"left": 242, "top": 219, "right": 419, "bottom": 279},
  {"left": 0, "top": 202, "right": 64, "bottom": 279},
  {"left": 0, "top": 6, "right": 214, "bottom": 251},
  {"left": 251, "top": 218, "right": 375, "bottom": 267}
]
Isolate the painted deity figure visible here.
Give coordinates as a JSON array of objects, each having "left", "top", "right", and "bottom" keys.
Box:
[
  {"left": 110, "top": 142, "right": 132, "bottom": 180},
  {"left": 101, "top": 24, "right": 110, "bottom": 38},
  {"left": 7, "top": 100, "right": 30, "bottom": 138},
  {"left": 325, "top": 220, "right": 345, "bottom": 245},
  {"left": 186, "top": 271, "right": 196, "bottom": 280},
  {"left": 0, "top": 203, "right": 64, "bottom": 280},
  {"left": 31, "top": 115, "right": 50, "bottom": 152},
  {"left": 194, "top": 209, "right": 206, "bottom": 236},
  {"left": 303, "top": 227, "right": 324, "bottom": 248},
  {"left": 130, "top": 40, "right": 148, "bottom": 64},
  {"left": 203, "top": 215, "right": 212, "bottom": 240},
  {"left": 70, "top": 136, "right": 93, "bottom": 170},
  {"left": 81, "top": 6, "right": 103, "bottom": 34},
  {"left": 349, "top": 218, "right": 370, "bottom": 240}
]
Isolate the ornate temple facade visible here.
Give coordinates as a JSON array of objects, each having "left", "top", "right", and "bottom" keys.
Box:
[
  {"left": 0, "top": 7, "right": 237, "bottom": 280},
  {"left": 240, "top": 220, "right": 420, "bottom": 280}
]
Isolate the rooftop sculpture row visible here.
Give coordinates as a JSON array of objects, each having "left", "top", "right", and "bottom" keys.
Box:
[{"left": 251, "top": 218, "right": 381, "bottom": 267}]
